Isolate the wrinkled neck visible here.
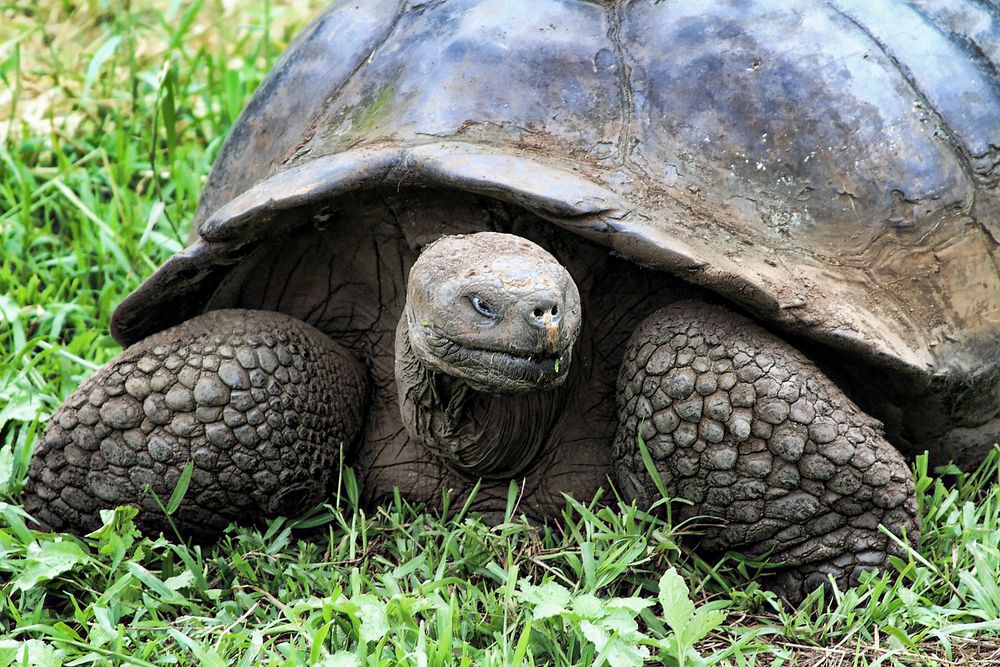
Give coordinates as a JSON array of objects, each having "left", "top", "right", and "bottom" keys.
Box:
[{"left": 394, "top": 315, "right": 559, "bottom": 479}]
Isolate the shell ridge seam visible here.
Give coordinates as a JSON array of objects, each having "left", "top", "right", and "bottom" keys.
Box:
[
  {"left": 828, "top": 1, "right": 991, "bottom": 187},
  {"left": 608, "top": 1, "right": 634, "bottom": 166}
]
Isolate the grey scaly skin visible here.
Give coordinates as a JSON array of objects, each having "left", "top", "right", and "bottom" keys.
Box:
[
  {"left": 612, "top": 302, "right": 917, "bottom": 602},
  {"left": 23, "top": 231, "right": 918, "bottom": 603},
  {"left": 24, "top": 310, "right": 368, "bottom": 539}
]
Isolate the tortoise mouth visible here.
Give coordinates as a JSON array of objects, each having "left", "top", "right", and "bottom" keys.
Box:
[
  {"left": 416, "top": 326, "right": 574, "bottom": 394},
  {"left": 460, "top": 343, "right": 571, "bottom": 386}
]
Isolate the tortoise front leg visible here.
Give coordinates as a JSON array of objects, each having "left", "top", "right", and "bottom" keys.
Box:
[
  {"left": 612, "top": 301, "right": 918, "bottom": 604},
  {"left": 23, "top": 309, "right": 369, "bottom": 539}
]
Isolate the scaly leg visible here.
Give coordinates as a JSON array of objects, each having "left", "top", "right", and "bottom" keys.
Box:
[
  {"left": 612, "top": 301, "right": 918, "bottom": 603},
  {"left": 23, "top": 309, "right": 369, "bottom": 539}
]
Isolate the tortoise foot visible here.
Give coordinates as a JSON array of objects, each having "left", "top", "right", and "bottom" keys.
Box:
[
  {"left": 768, "top": 524, "right": 913, "bottom": 604},
  {"left": 23, "top": 309, "right": 368, "bottom": 539},
  {"left": 611, "top": 301, "right": 918, "bottom": 604}
]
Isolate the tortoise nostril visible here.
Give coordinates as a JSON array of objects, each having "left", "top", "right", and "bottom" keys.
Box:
[{"left": 526, "top": 295, "right": 562, "bottom": 329}]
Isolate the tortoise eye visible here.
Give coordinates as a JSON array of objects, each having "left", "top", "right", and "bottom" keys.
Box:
[{"left": 470, "top": 294, "right": 498, "bottom": 319}]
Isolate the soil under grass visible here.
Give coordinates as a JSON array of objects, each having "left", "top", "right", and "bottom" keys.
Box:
[{"left": 3, "top": 2, "right": 1000, "bottom": 665}]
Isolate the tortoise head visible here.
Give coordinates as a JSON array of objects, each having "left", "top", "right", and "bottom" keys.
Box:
[{"left": 403, "top": 232, "right": 582, "bottom": 394}]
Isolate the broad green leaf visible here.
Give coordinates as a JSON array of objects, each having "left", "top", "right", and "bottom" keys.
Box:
[
  {"left": 520, "top": 580, "right": 572, "bottom": 619},
  {"left": 598, "top": 608, "right": 642, "bottom": 638},
  {"left": 127, "top": 562, "right": 188, "bottom": 605},
  {"left": 883, "top": 624, "right": 918, "bottom": 651},
  {"left": 89, "top": 505, "right": 141, "bottom": 540},
  {"left": 88, "top": 604, "right": 118, "bottom": 649},
  {"left": 355, "top": 594, "right": 390, "bottom": 643},
  {"left": 0, "top": 639, "right": 63, "bottom": 667},
  {"left": 0, "top": 374, "right": 44, "bottom": 426},
  {"left": 583, "top": 622, "right": 650, "bottom": 667},
  {"left": 164, "top": 569, "right": 196, "bottom": 592},
  {"left": 658, "top": 568, "right": 695, "bottom": 637},
  {"left": 88, "top": 506, "right": 140, "bottom": 572},
  {"left": 602, "top": 638, "right": 650, "bottom": 667},
  {"left": 682, "top": 607, "right": 726, "bottom": 646},
  {"left": 318, "top": 652, "right": 359, "bottom": 667},
  {"left": 0, "top": 500, "right": 36, "bottom": 545},
  {"left": 607, "top": 597, "right": 656, "bottom": 614},
  {"left": 12, "top": 540, "right": 89, "bottom": 592},
  {"left": 580, "top": 619, "right": 609, "bottom": 651},
  {"left": 0, "top": 445, "right": 13, "bottom": 495},
  {"left": 572, "top": 593, "right": 605, "bottom": 619}
]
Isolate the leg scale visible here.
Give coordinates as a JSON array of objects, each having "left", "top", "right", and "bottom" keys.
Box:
[
  {"left": 23, "top": 309, "right": 369, "bottom": 539},
  {"left": 612, "top": 301, "right": 918, "bottom": 602}
]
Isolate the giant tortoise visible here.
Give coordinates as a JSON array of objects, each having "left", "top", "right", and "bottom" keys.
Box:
[{"left": 22, "top": 0, "right": 1000, "bottom": 602}]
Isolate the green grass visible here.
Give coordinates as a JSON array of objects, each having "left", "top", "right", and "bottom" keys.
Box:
[{"left": 2, "top": 2, "right": 1000, "bottom": 665}]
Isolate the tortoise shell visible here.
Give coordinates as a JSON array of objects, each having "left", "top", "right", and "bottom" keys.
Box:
[{"left": 111, "top": 0, "right": 1000, "bottom": 462}]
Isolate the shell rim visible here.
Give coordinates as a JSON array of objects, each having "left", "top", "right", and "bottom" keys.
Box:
[{"left": 111, "top": 140, "right": 934, "bottom": 381}]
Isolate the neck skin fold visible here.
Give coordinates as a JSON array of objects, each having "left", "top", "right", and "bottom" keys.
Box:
[{"left": 394, "top": 312, "right": 561, "bottom": 479}]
